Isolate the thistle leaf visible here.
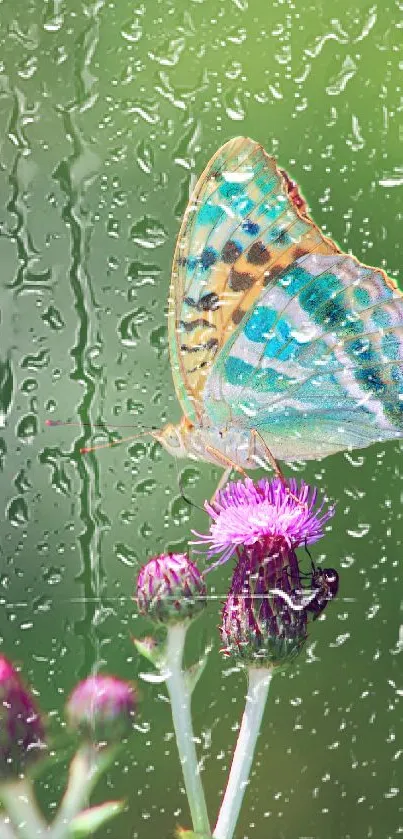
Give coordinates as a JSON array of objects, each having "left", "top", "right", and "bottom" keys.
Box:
[
  {"left": 68, "top": 801, "right": 124, "bottom": 836},
  {"left": 132, "top": 635, "right": 163, "bottom": 667}
]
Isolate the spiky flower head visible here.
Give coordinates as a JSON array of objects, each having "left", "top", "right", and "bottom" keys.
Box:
[
  {"left": 197, "top": 477, "right": 335, "bottom": 668},
  {"left": 136, "top": 553, "right": 207, "bottom": 624},
  {"left": 66, "top": 675, "right": 136, "bottom": 745},
  {"left": 196, "top": 477, "right": 334, "bottom": 568},
  {"left": 0, "top": 656, "right": 46, "bottom": 780}
]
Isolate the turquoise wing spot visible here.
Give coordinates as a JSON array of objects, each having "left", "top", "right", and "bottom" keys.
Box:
[
  {"left": 347, "top": 337, "right": 374, "bottom": 364},
  {"left": 353, "top": 287, "right": 371, "bottom": 306},
  {"left": 261, "top": 196, "right": 288, "bottom": 221},
  {"left": 244, "top": 306, "right": 276, "bottom": 342},
  {"left": 299, "top": 272, "right": 342, "bottom": 314},
  {"left": 219, "top": 181, "right": 245, "bottom": 200},
  {"left": 279, "top": 265, "right": 312, "bottom": 295},
  {"left": 196, "top": 202, "right": 222, "bottom": 226},
  {"left": 355, "top": 366, "right": 387, "bottom": 395},
  {"left": 263, "top": 319, "right": 299, "bottom": 361},
  {"left": 242, "top": 305, "right": 299, "bottom": 360},
  {"left": 266, "top": 226, "right": 293, "bottom": 247},
  {"left": 382, "top": 333, "right": 400, "bottom": 360},
  {"left": 255, "top": 174, "right": 278, "bottom": 195},
  {"left": 371, "top": 307, "right": 392, "bottom": 328},
  {"left": 225, "top": 356, "right": 292, "bottom": 392},
  {"left": 224, "top": 357, "right": 254, "bottom": 387},
  {"left": 231, "top": 195, "right": 255, "bottom": 217}
]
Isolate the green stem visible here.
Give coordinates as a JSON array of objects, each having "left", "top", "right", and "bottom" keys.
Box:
[
  {"left": 213, "top": 667, "right": 273, "bottom": 839},
  {"left": 50, "top": 744, "right": 106, "bottom": 839},
  {"left": 0, "top": 817, "right": 15, "bottom": 839},
  {"left": 0, "top": 779, "right": 47, "bottom": 839},
  {"left": 163, "top": 624, "right": 210, "bottom": 836}
]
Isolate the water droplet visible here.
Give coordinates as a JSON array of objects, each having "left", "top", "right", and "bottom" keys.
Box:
[
  {"left": 128, "top": 442, "right": 147, "bottom": 463},
  {"left": 21, "top": 379, "right": 37, "bottom": 393},
  {"left": 115, "top": 543, "right": 137, "bottom": 567},
  {"left": 149, "top": 324, "right": 167, "bottom": 355},
  {"left": 135, "top": 479, "right": 157, "bottom": 497},
  {"left": 7, "top": 496, "right": 29, "bottom": 526},
  {"left": 126, "top": 399, "right": 144, "bottom": 417},
  {"left": 127, "top": 260, "right": 160, "bottom": 288},
  {"left": 139, "top": 671, "right": 167, "bottom": 684},
  {"left": 179, "top": 467, "right": 200, "bottom": 489},
  {"left": 130, "top": 216, "right": 167, "bottom": 249},
  {"left": 41, "top": 306, "right": 65, "bottom": 331},
  {"left": 326, "top": 56, "right": 357, "bottom": 96},
  {"left": 347, "top": 523, "right": 370, "bottom": 538},
  {"left": 33, "top": 595, "right": 52, "bottom": 613},
  {"left": 21, "top": 350, "right": 50, "bottom": 371},
  {"left": 17, "top": 413, "right": 38, "bottom": 441},
  {"left": 136, "top": 139, "right": 154, "bottom": 174},
  {"left": 171, "top": 495, "right": 190, "bottom": 526},
  {"left": 42, "top": 566, "right": 63, "bottom": 586},
  {"left": 0, "top": 356, "right": 13, "bottom": 427},
  {"left": 149, "top": 37, "right": 185, "bottom": 67},
  {"left": 118, "top": 308, "right": 149, "bottom": 347},
  {"left": 15, "top": 469, "right": 32, "bottom": 493}
]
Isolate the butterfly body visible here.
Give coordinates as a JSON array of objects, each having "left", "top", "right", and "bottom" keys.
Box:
[
  {"left": 156, "top": 137, "right": 403, "bottom": 477},
  {"left": 154, "top": 419, "right": 269, "bottom": 470}
]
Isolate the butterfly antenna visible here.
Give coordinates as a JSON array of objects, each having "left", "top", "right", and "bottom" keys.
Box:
[
  {"left": 46, "top": 419, "right": 154, "bottom": 453},
  {"left": 45, "top": 420, "right": 155, "bottom": 430},
  {"left": 80, "top": 433, "right": 150, "bottom": 454}
]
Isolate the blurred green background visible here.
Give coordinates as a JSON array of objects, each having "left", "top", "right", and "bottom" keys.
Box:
[{"left": 1, "top": 0, "right": 402, "bottom": 836}]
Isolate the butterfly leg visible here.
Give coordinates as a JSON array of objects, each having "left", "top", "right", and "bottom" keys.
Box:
[
  {"left": 213, "top": 466, "right": 233, "bottom": 498},
  {"left": 204, "top": 446, "right": 247, "bottom": 503},
  {"left": 251, "top": 429, "right": 307, "bottom": 509},
  {"left": 250, "top": 429, "right": 286, "bottom": 483}
]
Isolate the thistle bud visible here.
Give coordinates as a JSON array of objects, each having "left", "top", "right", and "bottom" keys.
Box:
[
  {"left": 0, "top": 656, "right": 46, "bottom": 781},
  {"left": 221, "top": 540, "right": 308, "bottom": 669},
  {"left": 136, "top": 553, "right": 207, "bottom": 624},
  {"left": 66, "top": 675, "right": 136, "bottom": 745}
]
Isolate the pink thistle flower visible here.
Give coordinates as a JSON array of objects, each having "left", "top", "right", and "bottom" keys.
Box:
[
  {"left": 0, "top": 656, "right": 46, "bottom": 780},
  {"left": 194, "top": 477, "right": 336, "bottom": 667},
  {"left": 195, "top": 477, "right": 334, "bottom": 569},
  {"left": 66, "top": 675, "right": 136, "bottom": 745},
  {"left": 136, "top": 553, "right": 207, "bottom": 624}
]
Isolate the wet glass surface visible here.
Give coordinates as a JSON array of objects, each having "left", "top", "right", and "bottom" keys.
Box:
[{"left": 0, "top": 0, "right": 402, "bottom": 836}]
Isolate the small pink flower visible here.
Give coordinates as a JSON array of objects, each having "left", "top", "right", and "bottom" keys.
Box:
[
  {"left": 67, "top": 675, "right": 136, "bottom": 745},
  {"left": 0, "top": 656, "right": 46, "bottom": 780},
  {"left": 136, "top": 553, "right": 206, "bottom": 624}
]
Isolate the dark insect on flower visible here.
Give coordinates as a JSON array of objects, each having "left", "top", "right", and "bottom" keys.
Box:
[{"left": 304, "top": 566, "right": 339, "bottom": 620}]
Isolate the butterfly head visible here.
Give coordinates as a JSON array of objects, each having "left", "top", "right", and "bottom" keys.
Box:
[{"left": 152, "top": 421, "right": 193, "bottom": 458}]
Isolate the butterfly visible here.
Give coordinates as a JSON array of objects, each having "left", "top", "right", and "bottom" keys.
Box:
[{"left": 153, "top": 137, "right": 403, "bottom": 487}]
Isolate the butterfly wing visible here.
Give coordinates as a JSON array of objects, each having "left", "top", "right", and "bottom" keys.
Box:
[
  {"left": 169, "top": 137, "right": 338, "bottom": 425},
  {"left": 204, "top": 249, "right": 403, "bottom": 460}
]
